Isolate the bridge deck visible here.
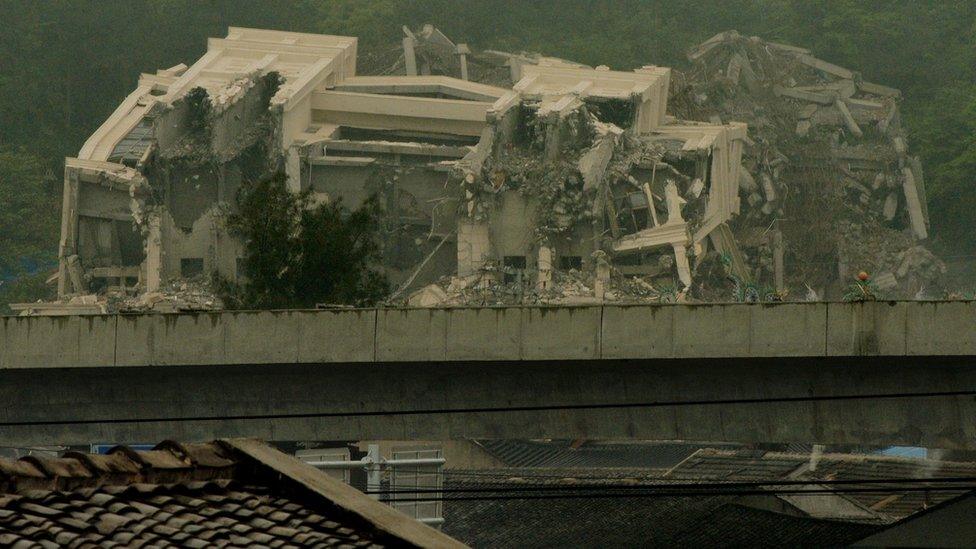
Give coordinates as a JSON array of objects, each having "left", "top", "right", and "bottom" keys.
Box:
[
  {"left": 1, "top": 302, "right": 974, "bottom": 449},
  {"left": 2, "top": 301, "right": 975, "bottom": 369}
]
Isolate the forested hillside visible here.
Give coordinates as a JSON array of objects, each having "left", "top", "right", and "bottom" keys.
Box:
[{"left": 1, "top": 0, "right": 974, "bottom": 307}]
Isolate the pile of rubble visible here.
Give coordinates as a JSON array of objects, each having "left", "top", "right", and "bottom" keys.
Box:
[
  {"left": 9, "top": 277, "right": 223, "bottom": 316},
  {"left": 113, "top": 277, "right": 223, "bottom": 313},
  {"left": 403, "top": 265, "right": 682, "bottom": 308},
  {"left": 670, "top": 31, "right": 945, "bottom": 298}
]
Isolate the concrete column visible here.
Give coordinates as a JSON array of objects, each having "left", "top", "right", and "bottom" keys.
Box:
[
  {"left": 65, "top": 255, "right": 85, "bottom": 294},
  {"left": 773, "top": 229, "right": 785, "bottom": 293},
  {"left": 544, "top": 119, "right": 561, "bottom": 162},
  {"left": 537, "top": 246, "right": 553, "bottom": 290},
  {"left": 457, "top": 220, "right": 490, "bottom": 277},
  {"left": 145, "top": 212, "right": 162, "bottom": 292},
  {"left": 593, "top": 251, "right": 610, "bottom": 300},
  {"left": 57, "top": 170, "right": 80, "bottom": 296},
  {"left": 286, "top": 146, "right": 302, "bottom": 193},
  {"left": 403, "top": 36, "right": 418, "bottom": 76},
  {"left": 673, "top": 244, "right": 692, "bottom": 288},
  {"left": 456, "top": 44, "right": 471, "bottom": 81}
]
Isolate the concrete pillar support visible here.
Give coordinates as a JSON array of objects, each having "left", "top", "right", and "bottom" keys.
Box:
[
  {"left": 144, "top": 212, "right": 162, "bottom": 292},
  {"left": 403, "top": 37, "right": 418, "bottom": 76},
  {"left": 457, "top": 220, "right": 490, "bottom": 277}
]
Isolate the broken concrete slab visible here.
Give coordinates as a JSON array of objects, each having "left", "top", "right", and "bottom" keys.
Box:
[
  {"left": 901, "top": 167, "right": 928, "bottom": 240},
  {"left": 835, "top": 98, "right": 863, "bottom": 138},
  {"left": 578, "top": 134, "right": 616, "bottom": 191},
  {"left": 773, "top": 85, "right": 835, "bottom": 105}
]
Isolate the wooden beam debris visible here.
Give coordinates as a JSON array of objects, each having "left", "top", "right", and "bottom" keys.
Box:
[{"left": 687, "top": 30, "right": 740, "bottom": 61}]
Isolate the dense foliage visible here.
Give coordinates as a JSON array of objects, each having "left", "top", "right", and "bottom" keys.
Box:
[
  {"left": 222, "top": 172, "right": 388, "bottom": 309},
  {"left": 1, "top": 0, "right": 973, "bottom": 306},
  {"left": 0, "top": 147, "right": 59, "bottom": 312}
]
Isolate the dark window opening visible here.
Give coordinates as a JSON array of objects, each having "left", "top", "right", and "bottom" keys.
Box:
[
  {"left": 503, "top": 256, "right": 527, "bottom": 285},
  {"left": 115, "top": 220, "right": 146, "bottom": 266},
  {"left": 337, "top": 126, "right": 480, "bottom": 146},
  {"left": 180, "top": 258, "right": 204, "bottom": 278},
  {"left": 560, "top": 256, "right": 583, "bottom": 270},
  {"left": 621, "top": 192, "right": 650, "bottom": 232},
  {"left": 586, "top": 98, "right": 637, "bottom": 128}
]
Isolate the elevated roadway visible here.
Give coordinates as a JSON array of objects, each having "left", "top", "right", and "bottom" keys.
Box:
[{"left": 1, "top": 301, "right": 974, "bottom": 448}]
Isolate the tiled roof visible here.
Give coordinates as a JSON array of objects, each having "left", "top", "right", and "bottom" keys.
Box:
[
  {"left": 0, "top": 440, "right": 464, "bottom": 548},
  {"left": 0, "top": 480, "right": 376, "bottom": 548},
  {"left": 665, "top": 448, "right": 976, "bottom": 520}
]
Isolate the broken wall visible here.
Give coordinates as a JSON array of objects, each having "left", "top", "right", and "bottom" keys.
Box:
[
  {"left": 141, "top": 72, "right": 283, "bottom": 288},
  {"left": 156, "top": 206, "right": 242, "bottom": 282}
]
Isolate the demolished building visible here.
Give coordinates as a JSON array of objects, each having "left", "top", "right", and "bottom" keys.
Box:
[
  {"left": 670, "top": 31, "right": 943, "bottom": 299},
  {"left": 43, "top": 26, "right": 942, "bottom": 313}
]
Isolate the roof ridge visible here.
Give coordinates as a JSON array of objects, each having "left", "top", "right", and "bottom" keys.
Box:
[{"left": 0, "top": 442, "right": 238, "bottom": 494}]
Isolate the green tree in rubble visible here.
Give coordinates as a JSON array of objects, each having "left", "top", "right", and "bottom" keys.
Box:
[{"left": 222, "top": 171, "right": 389, "bottom": 309}]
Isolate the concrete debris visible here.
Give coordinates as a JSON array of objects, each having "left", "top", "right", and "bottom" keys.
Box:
[
  {"left": 115, "top": 277, "right": 223, "bottom": 313},
  {"left": 396, "top": 262, "right": 687, "bottom": 307},
  {"left": 669, "top": 30, "right": 944, "bottom": 299},
  {"left": 407, "top": 284, "right": 449, "bottom": 307},
  {"left": 578, "top": 134, "right": 616, "bottom": 191},
  {"left": 211, "top": 75, "right": 257, "bottom": 113}
]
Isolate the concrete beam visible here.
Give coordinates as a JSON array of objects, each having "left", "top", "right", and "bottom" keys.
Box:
[
  {"left": 318, "top": 138, "right": 471, "bottom": 159},
  {"left": 1, "top": 303, "right": 976, "bottom": 448},
  {"left": 5, "top": 302, "right": 976, "bottom": 370},
  {"left": 333, "top": 75, "right": 507, "bottom": 102},
  {"left": 0, "top": 355, "right": 973, "bottom": 449},
  {"left": 311, "top": 91, "right": 490, "bottom": 137}
]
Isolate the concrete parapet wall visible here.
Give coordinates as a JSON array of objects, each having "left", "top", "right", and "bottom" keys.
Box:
[
  {"left": 2, "top": 301, "right": 975, "bottom": 448},
  {"left": 2, "top": 301, "right": 975, "bottom": 369}
]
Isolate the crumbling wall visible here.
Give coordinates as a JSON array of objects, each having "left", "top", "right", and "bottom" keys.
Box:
[
  {"left": 156, "top": 205, "right": 242, "bottom": 282},
  {"left": 418, "top": 76, "right": 734, "bottom": 306},
  {"left": 302, "top": 144, "right": 460, "bottom": 290},
  {"left": 57, "top": 160, "right": 152, "bottom": 297},
  {"left": 139, "top": 72, "right": 284, "bottom": 290}
]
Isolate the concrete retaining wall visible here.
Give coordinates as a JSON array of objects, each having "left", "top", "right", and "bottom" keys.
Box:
[{"left": 2, "top": 301, "right": 975, "bottom": 369}]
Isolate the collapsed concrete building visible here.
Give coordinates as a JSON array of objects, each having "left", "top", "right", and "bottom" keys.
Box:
[
  {"left": 50, "top": 26, "right": 749, "bottom": 311},
  {"left": 44, "top": 26, "right": 941, "bottom": 313},
  {"left": 670, "top": 31, "right": 942, "bottom": 299}
]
